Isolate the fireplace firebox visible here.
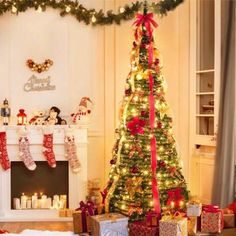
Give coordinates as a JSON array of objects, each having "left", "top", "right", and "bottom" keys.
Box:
[{"left": 11, "top": 161, "right": 69, "bottom": 210}]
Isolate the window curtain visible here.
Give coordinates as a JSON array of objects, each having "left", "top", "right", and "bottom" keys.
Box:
[{"left": 212, "top": 0, "right": 235, "bottom": 207}]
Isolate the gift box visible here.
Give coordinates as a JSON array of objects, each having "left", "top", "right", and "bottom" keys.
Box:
[
  {"left": 201, "top": 205, "right": 224, "bottom": 233},
  {"left": 146, "top": 211, "right": 159, "bottom": 227},
  {"left": 58, "top": 209, "right": 67, "bottom": 217},
  {"left": 129, "top": 221, "right": 158, "bottom": 236},
  {"left": 73, "top": 210, "right": 91, "bottom": 234},
  {"left": 73, "top": 201, "right": 95, "bottom": 234},
  {"left": 223, "top": 214, "right": 235, "bottom": 228},
  {"left": 187, "top": 201, "right": 202, "bottom": 217},
  {"left": 90, "top": 213, "right": 128, "bottom": 236},
  {"left": 66, "top": 209, "right": 74, "bottom": 217},
  {"left": 159, "top": 215, "right": 187, "bottom": 236},
  {"left": 188, "top": 216, "right": 197, "bottom": 235}
]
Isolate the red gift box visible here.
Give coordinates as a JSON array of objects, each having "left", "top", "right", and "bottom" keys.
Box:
[
  {"left": 201, "top": 205, "right": 224, "bottom": 233},
  {"left": 129, "top": 221, "right": 158, "bottom": 236}
]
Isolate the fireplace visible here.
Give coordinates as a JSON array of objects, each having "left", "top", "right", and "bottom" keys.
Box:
[
  {"left": 0, "top": 126, "right": 88, "bottom": 221},
  {"left": 11, "top": 161, "right": 69, "bottom": 210}
]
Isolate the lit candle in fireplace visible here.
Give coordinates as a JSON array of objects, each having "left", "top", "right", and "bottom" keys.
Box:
[
  {"left": 60, "top": 195, "right": 67, "bottom": 209},
  {"left": 53, "top": 195, "right": 60, "bottom": 209},
  {"left": 41, "top": 195, "right": 47, "bottom": 208},
  {"left": 46, "top": 197, "right": 52, "bottom": 209},
  {"left": 13, "top": 198, "right": 21, "bottom": 210},
  {"left": 21, "top": 193, "right": 27, "bottom": 209},
  {"left": 32, "top": 193, "right": 38, "bottom": 209},
  {"left": 26, "top": 199, "right": 32, "bottom": 209}
]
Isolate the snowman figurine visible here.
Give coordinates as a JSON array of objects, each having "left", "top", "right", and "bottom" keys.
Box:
[{"left": 71, "top": 97, "right": 93, "bottom": 125}]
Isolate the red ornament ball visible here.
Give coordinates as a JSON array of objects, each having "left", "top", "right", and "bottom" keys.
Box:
[{"left": 110, "top": 159, "right": 116, "bottom": 165}]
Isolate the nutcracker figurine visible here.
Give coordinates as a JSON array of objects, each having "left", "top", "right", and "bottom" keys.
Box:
[{"left": 1, "top": 99, "right": 11, "bottom": 125}]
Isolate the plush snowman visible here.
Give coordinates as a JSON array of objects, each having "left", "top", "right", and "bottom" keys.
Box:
[{"left": 71, "top": 97, "right": 93, "bottom": 125}]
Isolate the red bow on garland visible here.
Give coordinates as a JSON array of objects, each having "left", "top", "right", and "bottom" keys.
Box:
[
  {"left": 133, "top": 13, "right": 158, "bottom": 40},
  {"left": 166, "top": 187, "right": 184, "bottom": 208}
]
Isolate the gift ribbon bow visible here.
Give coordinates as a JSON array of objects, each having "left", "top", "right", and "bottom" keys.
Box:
[
  {"left": 133, "top": 13, "right": 158, "bottom": 40},
  {"left": 161, "top": 211, "right": 186, "bottom": 221},
  {"left": 188, "top": 199, "right": 201, "bottom": 205}
]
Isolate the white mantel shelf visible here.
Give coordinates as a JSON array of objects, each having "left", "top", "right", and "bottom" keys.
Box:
[{"left": 0, "top": 125, "right": 88, "bottom": 222}]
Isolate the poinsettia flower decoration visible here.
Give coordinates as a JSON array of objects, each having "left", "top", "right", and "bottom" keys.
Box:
[{"left": 127, "top": 116, "right": 146, "bottom": 135}]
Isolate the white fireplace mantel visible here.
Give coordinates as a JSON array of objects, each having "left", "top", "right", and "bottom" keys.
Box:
[{"left": 0, "top": 125, "right": 88, "bottom": 222}]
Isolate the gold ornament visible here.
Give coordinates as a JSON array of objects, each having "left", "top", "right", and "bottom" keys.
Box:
[{"left": 125, "top": 177, "right": 143, "bottom": 199}]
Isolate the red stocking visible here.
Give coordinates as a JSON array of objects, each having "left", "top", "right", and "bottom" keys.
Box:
[
  {"left": 0, "top": 132, "right": 10, "bottom": 170},
  {"left": 43, "top": 133, "right": 56, "bottom": 168}
]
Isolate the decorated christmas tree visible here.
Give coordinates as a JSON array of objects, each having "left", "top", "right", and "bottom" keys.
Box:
[{"left": 102, "top": 7, "right": 189, "bottom": 221}]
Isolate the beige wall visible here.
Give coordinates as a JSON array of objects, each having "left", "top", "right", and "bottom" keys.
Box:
[{"left": 0, "top": 0, "right": 190, "bottom": 187}]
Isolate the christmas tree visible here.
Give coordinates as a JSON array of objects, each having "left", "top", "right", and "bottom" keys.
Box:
[{"left": 102, "top": 8, "right": 189, "bottom": 221}]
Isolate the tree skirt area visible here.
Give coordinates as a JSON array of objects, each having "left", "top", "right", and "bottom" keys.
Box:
[{"left": 4, "top": 230, "right": 89, "bottom": 236}]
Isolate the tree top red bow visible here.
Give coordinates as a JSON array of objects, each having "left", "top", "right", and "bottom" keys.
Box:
[{"left": 133, "top": 13, "right": 158, "bottom": 40}]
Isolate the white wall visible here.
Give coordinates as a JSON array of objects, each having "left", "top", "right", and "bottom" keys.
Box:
[{"left": 0, "top": 0, "right": 190, "bottom": 188}]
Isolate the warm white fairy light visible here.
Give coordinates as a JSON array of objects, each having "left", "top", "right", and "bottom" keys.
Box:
[
  {"left": 91, "top": 15, "right": 97, "bottom": 23},
  {"left": 133, "top": 96, "right": 139, "bottom": 102},
  {"left": 170, "top": 201, "right": 175, "bottom": 208},
  {"left": 11, "top": 5, "right": 17, "bottom": 13},
  {"left": 37, "top": 5, "right": 42, "bottom": 13},
  {"left": 136, "top": 73, "right": 142, "bottom": 80},
  {"left": 119, "top": 7, "right": 125, "bottom": 13},
  {"left": 65, "top": 6, "right": 71, "bottom": 13}
]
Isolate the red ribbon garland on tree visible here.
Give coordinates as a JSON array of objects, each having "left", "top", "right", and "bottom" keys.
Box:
[{"left": 134, "top": 11, "right": 161, "bottom": 217}]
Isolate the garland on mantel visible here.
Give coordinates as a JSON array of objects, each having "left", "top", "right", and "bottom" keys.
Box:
[{"left": 0, "top": 0, "right": 184, "bottom": 26}]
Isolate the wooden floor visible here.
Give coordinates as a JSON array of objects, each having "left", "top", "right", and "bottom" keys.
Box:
[
  {"left": 0, "top": 222, "right": 236, "bottom": 235},
  {"left": 0, "top": 221, "right": 74, "bottom": 233}
]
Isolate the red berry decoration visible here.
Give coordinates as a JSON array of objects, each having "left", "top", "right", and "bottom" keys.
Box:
[
  {"left": 125, "top": 88, "right": 131, "bottom": 96},
  {"left": 110, "top": 159, "right": 116, "bottom": 165},
  {"left": 130, "top": 166, "right": 139, "bottom": 174},
  {"left": 157, "top": 121, "right": 163, "bottom": 129},
  {"left": 141, "top": 110, "right": 148, "bottom": 117},
  {"left": 159, "top": 160, "right": 166, "bottom": 168},
  {"left": 154, "top": 58, "right": 159, "bottom": 65}
]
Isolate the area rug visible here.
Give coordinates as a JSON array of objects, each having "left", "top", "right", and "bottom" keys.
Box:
[{"left": 3, "top": 230, "right": 83, "bottom": 236}]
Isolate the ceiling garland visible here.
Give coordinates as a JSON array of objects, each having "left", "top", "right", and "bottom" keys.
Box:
[{"left": 0, "top": 0, "right": 184, "bottom": 26}]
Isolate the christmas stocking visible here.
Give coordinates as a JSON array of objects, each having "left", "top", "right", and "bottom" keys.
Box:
[
  {"left": 65, "top": 132, "right": 80, "bottom": 173},
  {"left": 18, "top": 129, "right": 36, "bottom": 171},
  {"left": 0, "top": 132, "right": 10, "bottom": 170},
  {"left": 43, "top": 133, "right": 56, "bottom": 168}
]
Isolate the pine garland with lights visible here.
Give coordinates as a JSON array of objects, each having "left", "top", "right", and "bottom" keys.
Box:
[
  {"left": 0, "top": 0, "right": 184, "bottom": 26},
  {"left": 102, "top": 8, "right": 189, "bottom": 221}
]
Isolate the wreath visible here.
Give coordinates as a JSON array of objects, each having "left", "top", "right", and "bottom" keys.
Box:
[{"left": 0, "top": 0, "right": 184, "bottom": 26}]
